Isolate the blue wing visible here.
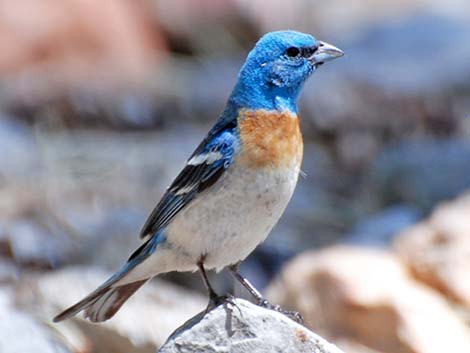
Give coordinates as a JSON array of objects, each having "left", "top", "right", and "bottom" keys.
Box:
[{"left": 139, "top": 120, "right": 239, "bottom": 239}]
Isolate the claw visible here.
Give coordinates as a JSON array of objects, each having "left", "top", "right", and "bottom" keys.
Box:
[
  {"left": 206, "top": 294, "right": 236, "bottom": 313},
  {"left": 257, "top": 298, "right": 304, "bottom": 323}
]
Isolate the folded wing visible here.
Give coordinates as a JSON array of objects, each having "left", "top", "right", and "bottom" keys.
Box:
[{"left": 139, "top": 121, "right": 239, "bottom": 240}]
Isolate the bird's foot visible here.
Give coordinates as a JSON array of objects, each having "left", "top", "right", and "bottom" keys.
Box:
[
  {"left": 205, "top": 293, "right": 236, "bottom": 313},
  {"left": 257, "top": 299, "right": 304, "bottom": 324}
]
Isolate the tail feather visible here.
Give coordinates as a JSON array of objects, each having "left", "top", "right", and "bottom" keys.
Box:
[
  {"left": 53, "top": 280, "right": 147, "bottom": 323},
  {"left": 54, "top": 234, "right": 163, "bottom": 323},
  {"left": 85, "top": 280, "right": 147, "bottom": 322}
]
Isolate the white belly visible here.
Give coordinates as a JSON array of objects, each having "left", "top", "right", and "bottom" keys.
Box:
[{"left": 165, "top": 161, "right": 300, "bottom": 271}]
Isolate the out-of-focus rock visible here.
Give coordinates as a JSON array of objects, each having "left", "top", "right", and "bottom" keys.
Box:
[
  {"left": 0, "top": 288, "right": 87, "bottom": 353},
  {"left": 17, "top": 266, "right": 206, "bottom": 353},
  {"left": 1, "top": 218, "right": 77, "bottom": 268},
  {"left": 233, "top": 0, "right": 470, "bottom": 39},
  {"left": 267, "top": 246, "right": 470, "bottom": 353},
  {"left": 0, "top": 0, "right": 165, "bottom": 96},
  {"left": 394, "top": 192, "right": 470, "bottom": 307},
  {"left": 334, "top": 339, "right": 383, "bottom": 353},
  {"left": 0, "top": 117, "right": 39, "bottom": 180},
  {"left": 337, "top": 15, "right": 470, "bottom": 93},
  {"left": 157, "top": 299, "right": 345, "bottom": 353},
  {"left": 344, "top": 205, "right": 422, "bottom": 247},
  {"left": 0, "top": 260, "right": 20, "bottom": 284},
  {"left": 367, "top": 140, "right": 470, "bottom": 211}
]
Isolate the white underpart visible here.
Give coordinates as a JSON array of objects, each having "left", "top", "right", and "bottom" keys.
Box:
[{"left": 117, "top": 159, "right": 301, "bottom": 285}]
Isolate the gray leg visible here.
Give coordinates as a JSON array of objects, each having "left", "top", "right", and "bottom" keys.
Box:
[
  {"left": 198, "top": 256, "right": 234, "bottom": 310},
  {"left": 197, "top": 256, "right": 219, "bottom": 302},
  {"left": 228, "top": 263, "right": 265, "bottom": 304},
  {"left": 228, "top": 263, "right": 303, "bottom": 323}
]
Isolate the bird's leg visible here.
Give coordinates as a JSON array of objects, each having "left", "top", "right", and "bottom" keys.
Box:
[
  {"left": 197, "top": 256, "right": 218, "bottom": 301},
  {"left": 228, "top": 263, "right": 264, "bottom": 303},
  {"left": 228, "top": 263, "right": 303, "bottom": 323},
  {"left": 197, "top": 256, "right": 232, "bottom": 310}
]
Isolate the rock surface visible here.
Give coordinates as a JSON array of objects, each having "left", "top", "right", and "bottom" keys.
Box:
[
  {"left": 157, "top": 298, "right": 345, "bottom": 353},
  {"left": 0, "top": 289, "right": 84, "bottom": 353},
  {"left": 267, "top": 246, "right": 470, "bottom": 353},
  {"left": 394, "top": 192, "right": 470, "bottom": 307},
  {"left": 0, "top": 0, "right": 165, "bottom": 93}
]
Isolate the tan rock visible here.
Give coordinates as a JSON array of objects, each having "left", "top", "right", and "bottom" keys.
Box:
[
  {"left": 266, "top": 246, "right": 470, "bottom": 353},
  {"left": 394, "top": 192, "right": 470, "bottom": 307},
  {"left": 17, "top": 266, "right": 206, "bottom": 353},
  {"left": 0, "top": 0, "right": 165, "bottom": 95},
  {"left": 334, "top": 339, "right": 383, "bottom": 353}
]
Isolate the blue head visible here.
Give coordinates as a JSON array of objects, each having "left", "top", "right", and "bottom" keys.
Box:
[{"left": 224, "top": 30, "right": 343, "bottom": 115}]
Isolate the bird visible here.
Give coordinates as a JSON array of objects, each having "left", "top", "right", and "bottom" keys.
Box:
[{"left": 53, "top": 30, "right": 343, "bottom": 323}]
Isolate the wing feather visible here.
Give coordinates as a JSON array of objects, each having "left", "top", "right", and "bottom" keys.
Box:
[{"left": 139, "top": 122, "right": 238, "bottom": 239}]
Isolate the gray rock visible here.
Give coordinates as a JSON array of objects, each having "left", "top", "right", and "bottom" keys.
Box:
[
  {"left": 368, "top": 139, "right": 470, "bottom": 211},
  {"left": 0, "top": 289, "right": 79, "bottom": 353},
  {"left": 157, "top": 299, "right": 345, "bottom": 353},
  {"left": 344, "top": 205, "right": 422, "bottom": 247},
  {"left": 337, "top": 14, "right": 470, "bottom": 93},
  {"left": 2, "top": 218, "right": 74, "bottom": 268}
]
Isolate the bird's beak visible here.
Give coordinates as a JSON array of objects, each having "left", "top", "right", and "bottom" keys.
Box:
[{"left": 309, "top": 41, "right": 344, "bottom": 65}]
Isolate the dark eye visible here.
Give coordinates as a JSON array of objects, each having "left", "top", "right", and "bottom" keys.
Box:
[{"left": 286, "top": 47, "right": 300, "bottom": 57}]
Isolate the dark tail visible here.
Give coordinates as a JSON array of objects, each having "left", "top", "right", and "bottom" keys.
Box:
[{"left": 53, "top": 279, "right": 147, "bottom": 323}]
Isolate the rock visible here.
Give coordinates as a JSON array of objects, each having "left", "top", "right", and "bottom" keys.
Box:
[
  {"left": 394, "top": 192, "right": 470, "bottom": 307},
  {"left": 336, "top": 14, "right": 470, "bottom": 93},
  {"left": 157, "top": 298, "right": 345, "bottom": 353},
  {"left": 367, "top": 140, "right": 470, "bottom": 212},
  {"left": 0, "top": 0, "right": 165, "bottom": 95},
  {"left": 17, "top": 266, "right": 207, "bottom": 353},
  {"left": 344, "top": 205, "right": 422, "bottom": 248},
  {"left": 0, "top": 288, "right": 86, "bottom": 353},
  {"left": 0, "top": 117, "right": 40, "bottom": 181},
  {"left": 0, "top": 259, "right": 20, "bottom": 284},
  {"left": 1, "top": 217, "right": 76, "bottom": 268},
  {"left": 266, "top": 246, "right": 470, "bottom": 353},
  {"left": 233, "top": 0, "right": 469, "bottom": 43},
  {"left": 333, "top": 339, "right": 382, "bottom": 353}
]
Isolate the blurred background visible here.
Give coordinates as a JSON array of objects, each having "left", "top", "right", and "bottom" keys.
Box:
[{"left": 0, "top": 0, "right": 469, "bottom": 352}]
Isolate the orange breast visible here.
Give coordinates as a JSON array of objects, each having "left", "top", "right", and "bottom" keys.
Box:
[{"left": 237, "top": 109, "right": 303, "bottom": 169}]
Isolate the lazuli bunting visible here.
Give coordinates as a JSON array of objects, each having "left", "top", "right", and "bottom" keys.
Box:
[{"left": 54, "top": 30, "right": 343, "bottom": 323}]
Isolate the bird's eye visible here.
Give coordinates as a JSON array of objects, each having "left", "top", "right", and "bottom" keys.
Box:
[{"left": 286, "top": 47, "right": 300, "bottom": 57}]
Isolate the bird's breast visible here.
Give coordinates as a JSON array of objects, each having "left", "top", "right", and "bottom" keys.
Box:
[{"left": 237, "top": 109, "right": 303, "bottom": 170}]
